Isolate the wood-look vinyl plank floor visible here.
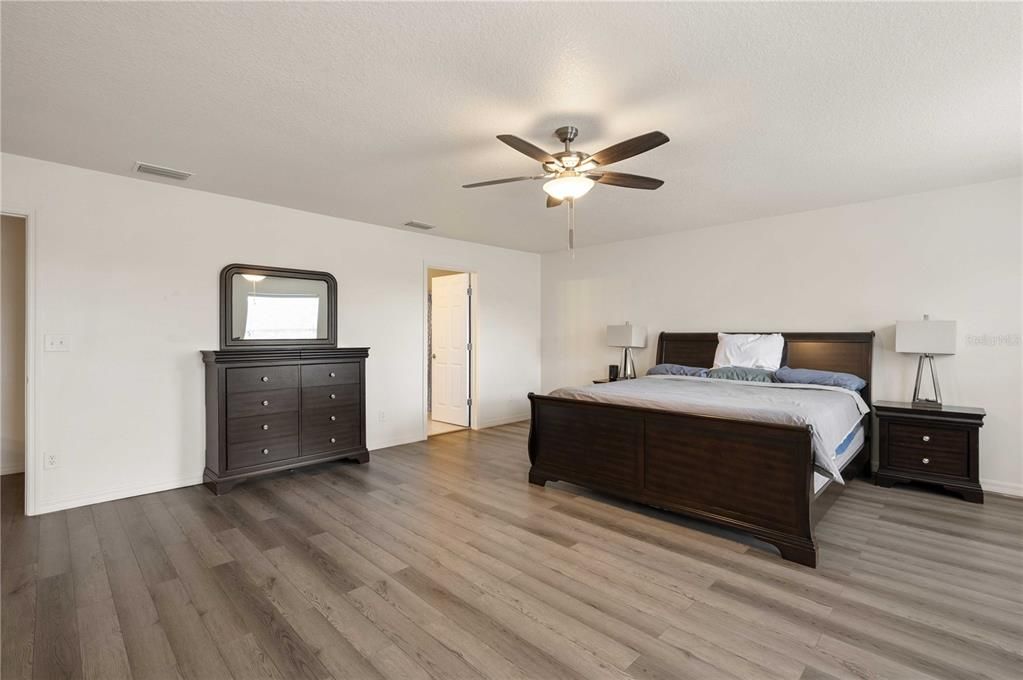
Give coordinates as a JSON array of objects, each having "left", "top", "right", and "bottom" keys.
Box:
[{"left": 3, "top": 422, "right": 1021, "bottom": 679}]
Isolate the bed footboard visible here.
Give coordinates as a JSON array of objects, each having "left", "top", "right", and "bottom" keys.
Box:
[{"left": 527, "top": 392, "right": 819, "bottom": 567}]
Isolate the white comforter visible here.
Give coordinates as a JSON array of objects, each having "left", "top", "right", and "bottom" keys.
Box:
[{"left": 549, "top": 375, "right": 870, "bottom": 482}]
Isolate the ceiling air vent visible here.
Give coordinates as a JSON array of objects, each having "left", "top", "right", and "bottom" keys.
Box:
[
  {"left": 403, "top": 220, "right": 436, "bottom": 230},
  {"left": 134, "top": 161, "right": 192, "bottom": 181}
]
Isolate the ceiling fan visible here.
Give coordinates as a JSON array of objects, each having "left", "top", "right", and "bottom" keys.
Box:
[
  {"left": 463, "top": 126, "right": 669, "bottom": 252},
  {"left": 463, "top": 125, "right": 669, "bottom": 205}
]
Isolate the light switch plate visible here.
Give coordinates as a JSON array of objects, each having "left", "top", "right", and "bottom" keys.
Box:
[{"left": 44, "top": 334, "right": 72, "bottom": 352}]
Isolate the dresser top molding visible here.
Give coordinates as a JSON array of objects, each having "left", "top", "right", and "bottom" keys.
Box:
[{"left": 202, "top": 347, "right": 370, "bottom": 364}]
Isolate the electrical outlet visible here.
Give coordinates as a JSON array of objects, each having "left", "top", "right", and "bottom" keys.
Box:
[
  {"left": 44, "top": 334, "right": 72, "bottom": 352},
  {"left": 378, "top": 411, "right": 386, "bottom": 422},
  {"left": 44, "top": 453, "right": 58, "bottom": 469}
]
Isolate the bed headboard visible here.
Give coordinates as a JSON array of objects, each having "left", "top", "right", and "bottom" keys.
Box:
[{"left": 655, "top": 332, "right": 875, "bottom": 405}]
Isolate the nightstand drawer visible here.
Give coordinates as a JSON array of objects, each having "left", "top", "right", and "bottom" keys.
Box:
[
  {"left": 888, "top": 444, "right": 967, "bottom": 478},
  {"left": 888, "top": 422, "right": 966, "bottom": 454}
]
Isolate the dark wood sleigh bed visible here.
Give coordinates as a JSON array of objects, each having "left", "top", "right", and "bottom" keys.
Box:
[{"left": 527, "top": 331, "right": 874, "bottom": 567}]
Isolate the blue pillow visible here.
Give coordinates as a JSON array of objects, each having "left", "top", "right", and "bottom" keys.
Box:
[
  {"left": 647, "top": 363, "right": 709, "bottom": 377},
  {"left": 707, "top": 366, "right": 776, "bottom": 383},
  {"left": 775, "top": 366, "right": 866, "bottom": 391}
]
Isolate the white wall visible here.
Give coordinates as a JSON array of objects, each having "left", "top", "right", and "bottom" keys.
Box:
[
  {"left": 2, "top": 153, "right": 541, "bottom": 514},
  {"left": 542, "top": 177, "right": 1022, "bottom": 496},
  {"left": 1, "top": 215, "right": 27, "bottom": 474}
]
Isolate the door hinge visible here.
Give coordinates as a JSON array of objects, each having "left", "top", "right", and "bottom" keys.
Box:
[
  {"left": 466, "top": 342, "right": 472, "bottom": 351},
  {"left": 467, "top": 287, "right": 472, "bottom": 297},
  {"left": 467, "top": 397, "right": 472, "bottom": 406}
]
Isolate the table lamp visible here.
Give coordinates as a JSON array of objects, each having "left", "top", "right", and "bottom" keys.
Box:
[
  {"left": 895, "top": 315, "right": 956, "bottom": 408},
  {"left": 607, "top": 322, "right": 647, "bottom": 380}
]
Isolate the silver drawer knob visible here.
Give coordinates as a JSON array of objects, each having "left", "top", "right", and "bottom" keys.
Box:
[
  {"left": 330, "top": 415, "right": 337, "bottom": 422},
  {"left": 261, "top": 376, "right": 270, "bottom": 382},
  {"left": 262, "top": 448, "right": 270, "bottom": 455},
  {"left": 921, "top": 435, "right": 930, "bottom": 442},
  {"left": 262, "top": 400, "right": 270, "bottom": 406},
  {"left": 261, "top": 424, "right": 270, "bottom": 431},
  {"left": 922, "top": 457, "right": 930, "bottom": 465},
  {"left": 329, "top": 393, "right": 336, "bottom": 400},
  {"left": 330, "top": 437, "right": 336, "bottom": 444},
  {"left": 329, "top": 371, "right": 336, "bottom": 378}
]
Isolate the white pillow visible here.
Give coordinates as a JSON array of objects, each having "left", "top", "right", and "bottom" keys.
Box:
[{"left": 712, "top": 333, "right": 784, "bottom": 370}]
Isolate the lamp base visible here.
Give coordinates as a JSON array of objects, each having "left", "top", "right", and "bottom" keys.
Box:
[
  {"left": 620, "top": 347, "right": 637, "bottom": 380},
  {"left": 912, "top": 354, "right": 942, "bottom": 407}
]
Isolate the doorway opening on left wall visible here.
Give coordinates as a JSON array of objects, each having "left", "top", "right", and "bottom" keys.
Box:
[
  {"left": 1, "top": 215, "right": 28, "bottom": 509},
  {"left": 426, "top": 267, "right": 474, "bottom": 437}
]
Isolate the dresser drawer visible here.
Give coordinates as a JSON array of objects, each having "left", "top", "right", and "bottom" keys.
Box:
[
  {"left": 889, "top": 422, "right": 967, "bottom": 454},
  {"left": 888, "top": 444, "right": 967, "bottom": 478},
  {"left": 226, "top": 365, "right": 299, "bottom": 394},
  {"left": 227, "top": 412, "right": 299, "bottom": 444},
  {"left": 302, "top": 404, "right": 360, "bottom": 435},
  {"left": 227, "top": 388, "right": 299, "bottom": 419},
  {"left": 302, "top": 384, "right": 360, "bottom": 410},
  {"left": 227, "top": 435, "right": 299, "bottom": 470},
  {"left": 301, "top": 423, "right": 361, "bottom": 456},
  {"left": 301, "top": 362, "right": 360, "bottom": 387}
]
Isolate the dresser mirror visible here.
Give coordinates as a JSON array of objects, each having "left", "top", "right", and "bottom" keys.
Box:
[{"left": 220, "top": 264, "right": 337, "bottom": 349}]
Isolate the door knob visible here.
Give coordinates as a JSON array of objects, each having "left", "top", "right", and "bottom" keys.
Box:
[{"left": 432, "top": 353, "right": 437, "bottom": 359}]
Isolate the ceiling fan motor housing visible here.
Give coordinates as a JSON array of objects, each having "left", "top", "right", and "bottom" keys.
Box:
[{"left": 555, "top": 125, "right": 579, "bottom": 145}]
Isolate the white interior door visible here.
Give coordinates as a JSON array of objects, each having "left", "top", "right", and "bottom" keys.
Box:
[{"left": 431, "top": 273, "right": 470, "bottom": 426}]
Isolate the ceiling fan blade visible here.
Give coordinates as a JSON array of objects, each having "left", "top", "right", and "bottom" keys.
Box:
[
  {"left": 496, "top": 135, "right": 557, "bottom": 164},
  {"left": 546, "top": 195, "right": 563, "bottom": 208},
  {"left": 462, "top": 175, "right": 543, "bottom": 188},
  {"left": 588, "top": 171, "right": 664, "bottom": 190},
  {"left": 586, "top": 131, "right": 669, "bottom": 167}
]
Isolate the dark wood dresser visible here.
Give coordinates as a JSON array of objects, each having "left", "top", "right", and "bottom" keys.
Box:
[
  {"left": 202, "top": 347, "right": 369, "bottom": 494},
  {"left": 875, "top": 400, "right": 985, "bottom": 503}
]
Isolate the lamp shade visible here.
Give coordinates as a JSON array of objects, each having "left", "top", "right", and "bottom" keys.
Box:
[
  {"left": 896, "top": 319, "right": 956, "bottom": 355},
  {"left": 607, "top": 323, "right": 647, "bottom": 348}
]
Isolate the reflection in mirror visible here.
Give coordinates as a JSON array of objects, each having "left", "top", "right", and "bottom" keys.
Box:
[{"left": 231, "top": 274, "right": 329, "bottom": 341}]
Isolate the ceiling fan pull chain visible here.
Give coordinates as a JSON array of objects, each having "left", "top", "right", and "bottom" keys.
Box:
[{"left": 568, "top": 197, "right": 576, "bottom": 259}]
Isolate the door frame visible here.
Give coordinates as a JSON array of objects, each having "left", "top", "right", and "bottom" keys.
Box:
[
  {"left": 423, "top": 263, "right": 478, "bottom": 438},
  {"left": 1, "top": 207, "right": 38, "bottom": 516}
]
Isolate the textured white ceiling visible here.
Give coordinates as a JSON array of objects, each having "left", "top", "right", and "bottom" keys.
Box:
[{"left": 3, "top": 2, "right": 1020, "bottom": 252}]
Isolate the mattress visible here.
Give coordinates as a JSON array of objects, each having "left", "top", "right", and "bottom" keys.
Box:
[{"left": 549, "top": 374, "right": 870, "bottom": 483}]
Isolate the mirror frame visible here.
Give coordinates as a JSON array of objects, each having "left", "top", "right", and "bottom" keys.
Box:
[{"left": 220, "top": 263, "right": 338, "bottom": 350}]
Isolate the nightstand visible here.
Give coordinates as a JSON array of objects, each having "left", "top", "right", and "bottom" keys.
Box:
[{"left": 875, "top": 401, "right": 985, "bottom": 503}]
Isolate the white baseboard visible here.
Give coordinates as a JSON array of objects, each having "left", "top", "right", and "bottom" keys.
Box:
[
  {"left": 370, "top": 436, "right": 422, "bottom": 452},
  {"left": 477, "top": 414, "right": 530, "bottom": 429},
  {"left": 31, "top": 475, "right": 203, "bottom": 516},
  {"left": 981, "top": 478, "right": 1023, "bottom": 498},
  {"left": 1, "top": 463, "right": 25, "bottom": 476}
]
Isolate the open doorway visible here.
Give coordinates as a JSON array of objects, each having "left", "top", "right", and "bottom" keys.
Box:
[
  {"left": 426, "top": 267, "right": 474, "bottom": 437},
  {"left": 2, "top": 215, "right": 27, "bottom": 482}
]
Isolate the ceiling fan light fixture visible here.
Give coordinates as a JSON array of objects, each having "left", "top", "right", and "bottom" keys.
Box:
[{"left": 543, "top": 173, "right": 594, "bottom": 201}]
